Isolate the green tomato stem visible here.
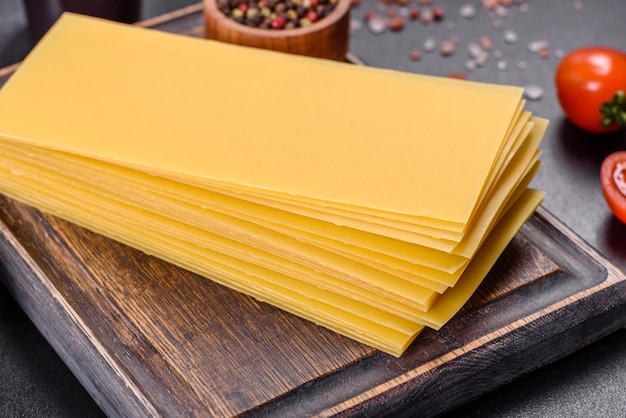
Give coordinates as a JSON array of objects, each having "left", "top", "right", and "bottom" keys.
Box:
[{"left": 601, "top": 90, "right": 626, "bottom": 128}]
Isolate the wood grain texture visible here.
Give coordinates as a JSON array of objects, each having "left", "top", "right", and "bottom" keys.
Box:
[
  {"left": 0, "top": 195, "right": 372, "bottom": 417},
  {"left": 1, "top": 195, "right": 625, "bottom": 417},
  {"left": 1, "top": 7, "right": 626, "bottom": 417}
]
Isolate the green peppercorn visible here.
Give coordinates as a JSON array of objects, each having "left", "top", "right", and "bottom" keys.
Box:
[
  {"left": 286, "top": 8, "right": 298, "bottom": 20},
  {"left": 246, "top": 7, "right": 259, "bottom": 19},
  {"left": 274, "top": 2, "right": 287, "bottom": 13},
  {"left": 231, "top": 8, "right": 245, "bottom": 19}
]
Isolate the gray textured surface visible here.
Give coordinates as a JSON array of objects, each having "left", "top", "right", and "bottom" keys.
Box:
[
  {"left": 1, "top": 1, "right": 626, "bottom": 417},
  {"left": 0, "top": 0, "right": 30, "bottom": 68},
  {"left": 0, "top": 287, "right": 105, "bottom": 417}
]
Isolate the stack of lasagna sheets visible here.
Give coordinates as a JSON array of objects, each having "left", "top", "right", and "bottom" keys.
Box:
[{"left": 0, "top": 14, "right": 546, "bottom": 356}]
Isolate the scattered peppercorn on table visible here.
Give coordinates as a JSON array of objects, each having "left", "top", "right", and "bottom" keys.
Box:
[{"left": 0, "top": 13, "right": 546, "bottom": 356}]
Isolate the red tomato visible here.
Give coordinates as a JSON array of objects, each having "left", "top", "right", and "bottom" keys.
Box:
[
  {"left": 601, "top": 151, "right": 626, "bottom": 224},
  {"left": 555, "top": 47, "right": 626, "bottom": 133}
]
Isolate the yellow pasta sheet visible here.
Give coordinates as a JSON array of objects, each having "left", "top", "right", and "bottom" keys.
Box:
[
  {"left": 0, "top": 13, "right": 548, "bottom": 356},
  {"left": 0, "top": 138, "right": 538, "bottom": 293},
  {"left": 185, "top": 106, "right": 532, "bottom": 243},
  {"left": 0, "top": 142, "right": 543, "bottom": 350},
  {"left": 0, "top": 13, "right": 524, "bottom": 231}
]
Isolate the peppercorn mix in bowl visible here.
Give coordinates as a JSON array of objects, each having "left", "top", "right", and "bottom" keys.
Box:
[{"left": 203, "top": 0, "right": 351, "bottom": 60}]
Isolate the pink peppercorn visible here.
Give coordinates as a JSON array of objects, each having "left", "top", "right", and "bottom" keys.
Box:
[
  {"left": 432, "top": 6, "right": 445, "bottom": 20},
  {"left": 480, "top": 36, "right": 493, "bottom": 50},
  {"left": 271, "top": 15, "right": 287, "bottom": 28},
  {"left": 363, "top": 10, "right": 376, "bottom": 21},
  {"left": 440, "top": 40, "right": 456, "bottom": 56},
  {"left": 389, "top": 16, "right": 405, "bottom": 31},
  {"left": 305, "top": 11, "right": 318, "bottom": 21},
  {"left": 447, "top": 72, "right": 467, "bottom": 80}
]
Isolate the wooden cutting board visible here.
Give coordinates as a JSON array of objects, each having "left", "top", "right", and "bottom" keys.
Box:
[{"left": 1, "top": 5, "right": 625, "bottom": 417}]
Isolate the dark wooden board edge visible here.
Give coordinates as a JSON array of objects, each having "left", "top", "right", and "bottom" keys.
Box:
[
  {"left": 0, "top": 217, "right": 158, "bottom": 417},
  {"left": 2, "top": 201, "right": 625, "bottom": 417},
  {"left": 243, "top": 207, "right": 626, "bottom": 417}
]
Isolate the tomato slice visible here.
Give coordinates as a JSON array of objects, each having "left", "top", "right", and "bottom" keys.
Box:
[{"left": 601, "top": 151, "right": 626, "bottom": 224}]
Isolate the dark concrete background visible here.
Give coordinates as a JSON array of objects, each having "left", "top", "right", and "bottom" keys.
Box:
[{"left": 1, "top": 1, "right": 626, "bottom": 416}]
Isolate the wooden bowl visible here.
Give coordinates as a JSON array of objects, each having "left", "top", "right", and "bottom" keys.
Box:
[{"left": 202, "top": 0, "right": 351, "bottom": 61}]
